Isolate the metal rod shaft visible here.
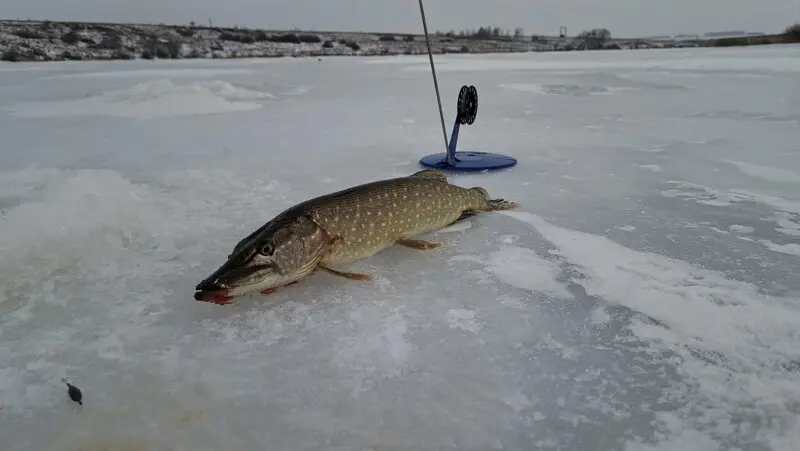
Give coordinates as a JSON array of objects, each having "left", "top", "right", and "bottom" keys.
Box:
[{"left": 417, "top": 0, "right": 452, "bottom": 165}]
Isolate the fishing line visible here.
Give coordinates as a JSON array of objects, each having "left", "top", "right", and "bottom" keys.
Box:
[{"left": 417, "top": 0, "right": 452, "bottom": 164}]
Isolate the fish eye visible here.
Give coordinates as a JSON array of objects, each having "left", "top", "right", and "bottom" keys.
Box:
[{"left": 259, "top": 241, "right": 275, "bottom": 256}]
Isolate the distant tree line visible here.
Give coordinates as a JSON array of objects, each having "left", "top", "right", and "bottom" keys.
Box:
[
  {"left": 713, "top": 22, "right": 800, "bottom": 47},
  {"left": 434, "top": 26, "right": 527, "bottom": 40},
  {"left": 786, "top": 23, "right": 800, "bottom": 41},
  {"left": 433, "top": 25, "right": 615, "bottom": 49},
  {"left": 3, "top": 18, "right": 799, "bottom": 62},
  {"left": 574, "top": 28, "right": 612, "bottom": 49}
]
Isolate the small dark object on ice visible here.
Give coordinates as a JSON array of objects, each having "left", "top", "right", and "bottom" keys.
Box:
[{"left": 62, "top": 378, "right": 83, "bottom": 405}]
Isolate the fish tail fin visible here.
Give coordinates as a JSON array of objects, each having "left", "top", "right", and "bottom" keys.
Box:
[
  {"left": 485, "top": 198, "right": 520, "bottom": 211},
  {"left": 469, "top": 187, "right": 520, "bottom": 211}
]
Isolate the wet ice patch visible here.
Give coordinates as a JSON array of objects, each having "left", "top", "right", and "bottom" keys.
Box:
[
  {"left": 730, "top": 189, "right": 800, "bottom": 214},
  {"left": 502, "top": 210, "right": 800, "bottom": 450},
  {"left": 777, "top": 228, "right": 800, "bottom": 237},
  {"left": 623, "top": 415, "right": 723, "bottom": 451},
  {"left": 729, "top": 214, "right": 800, "bottom": 255},
  {"left": 661, "top": 182, "right": 800, "bottom": 241},
  {"left": 636, "top": 164, "right": 663, "bottom": 172},
  {"left": 501, "top": 391, "right": 533, "bottom": 414},
  {"left": 498, "top": 234, "right": 518, "bottom": 245},
  {"left": 42, "top": 67, "right": 255, "bottom": 80},
  {"left": 723, "top": 160, "right": 800, "bottom": 184},
  {"left": 589, "top": 307, "right": 611, "bottom": 325},
  {"left": 660, "top": 181, "right": 753, "bottom": 207},
  {"left": 434, "top": 220, "right": 472, "bottom": 234},
  {"left": 728, "top": 224, "right": 754, "bottom": 234},
  {"left": 759, "top": 240, "right": 800, "bottom": 256},
  {"left": 497, "top": 293, "right": 527, "bottom": 310},
  {"left": 497, "top": 83, "right": 547, "bottom": 94},
  {"left": 445, "top": 308, "right": 481, "bottom": 333},
  {"left": 484, "top": 246, "right": 571, "bottom": 298},
  {"left": 333, "top": 307, "right": 413, "bottom": 393},
  {"left": 534, "top": 333, "right": 582, "bottom": 361},
  {"left": 6, "top": 79, "right": 274, "bottom": 119},
  {"left": 499, "top": 83, "right": 632, "bottom": 96},
  {"left": 775, "top": 216, "right": 800, "bottom": 237},
  {"left": 0, "top": 167, "right": 72, "bottom": 209},
  {"left": 689, "top": 110, "right": 800, "bottom": 123},
  {"left": 281, "top": 86, "right": 313, "bottom": 96}
]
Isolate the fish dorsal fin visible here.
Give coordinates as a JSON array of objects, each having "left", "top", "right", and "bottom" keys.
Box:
[{"left": 409, "top": 169, "right": 448, "bottom": 182}]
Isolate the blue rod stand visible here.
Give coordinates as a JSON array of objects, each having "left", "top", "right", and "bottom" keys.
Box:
[
  {"left": 445, "top": 117, "right": 461, "bottom": 166},
  {"left": 419, "top": 85, "right": 518, "bottom": 172}
]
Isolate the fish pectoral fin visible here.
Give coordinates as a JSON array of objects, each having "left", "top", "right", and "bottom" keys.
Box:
[
  {"left": 323, "top": 234, "right": 345, "bottom": 255},
  {"left": 396, "top": 238, "right": 441, "bottom": 250},
  {"left": 318, "top": 264, "right": 373, "bottom": 281}
]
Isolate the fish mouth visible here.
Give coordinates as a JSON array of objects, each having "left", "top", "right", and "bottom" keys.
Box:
[
  {"left": 194, "top": 279, "right": 235, "bottom": 305},
  {"left": 194, "top": 264, "right": 273, "bottom": 305},
  {"left": 194, "top": 287, "right": 235, "bottom": 305}
]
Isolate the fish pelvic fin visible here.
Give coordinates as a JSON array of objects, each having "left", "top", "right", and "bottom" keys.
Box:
[
  {"left": 396, "top": 238, "right": 441, "bottom": 250},
  {"left": 319, "top": 264, "right": 373, "bottom": 281},
  {"left": 315, "top": 233, "right": 373, "bottom": 280}
]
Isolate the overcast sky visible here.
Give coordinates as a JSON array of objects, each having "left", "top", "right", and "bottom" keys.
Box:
[{"left": 5, "top": 0, "right": 799, "bottom": 37}]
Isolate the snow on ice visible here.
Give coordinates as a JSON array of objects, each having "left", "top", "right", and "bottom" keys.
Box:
[{"left": 1, "top": 46, "right": 799, "bottom": 450}]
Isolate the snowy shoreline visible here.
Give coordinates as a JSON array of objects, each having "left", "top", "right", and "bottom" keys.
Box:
[
  {"left": 0, "top": 19, "right": 712, "bottom": 63},
  {"left": 0, "top": 20, "right": 543, "bottom": 63}
]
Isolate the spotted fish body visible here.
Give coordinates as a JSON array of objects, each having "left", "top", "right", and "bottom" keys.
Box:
[
  {"left": 311, "top": 170, "right": 514, "bottom": 265},
  {"left": 194, "top": 169, "right": 519, "bottom": 304}
]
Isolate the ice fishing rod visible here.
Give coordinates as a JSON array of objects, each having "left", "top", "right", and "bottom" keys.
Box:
[{"left": 416, "top": 0, "right": 451, "bottom": 164}]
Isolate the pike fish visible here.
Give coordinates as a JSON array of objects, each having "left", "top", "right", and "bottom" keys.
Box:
[{"left": 194, "top": 169, "right": 519, "bottom": 304}]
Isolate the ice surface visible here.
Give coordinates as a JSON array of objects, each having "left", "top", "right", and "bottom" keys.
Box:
[
  {"left": 637, "top": 164, "right": 663, "bottom": 173},
  {"left": 723, "top": 160, "right": 800, "bottom": 184},
  {"left": 393, "top": 49, "right": 800, "bottom": 74},
  {"left": 729, "top": 224, "right": 755, "bottom": 234},
  {"left": 1, "top": 46, "right": 799, "bottom": 450},
  {"left": 5, "top": 79, "right": 275, "bottom": 119}
]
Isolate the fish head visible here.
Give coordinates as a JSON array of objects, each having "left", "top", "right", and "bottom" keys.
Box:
[{"left": 194, "top": 214, "right": 329, "bottom": 304}]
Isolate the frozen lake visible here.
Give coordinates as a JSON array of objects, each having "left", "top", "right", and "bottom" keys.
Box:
[{"left": 1, "top": 45, "right": 799, "bottom": 450}]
